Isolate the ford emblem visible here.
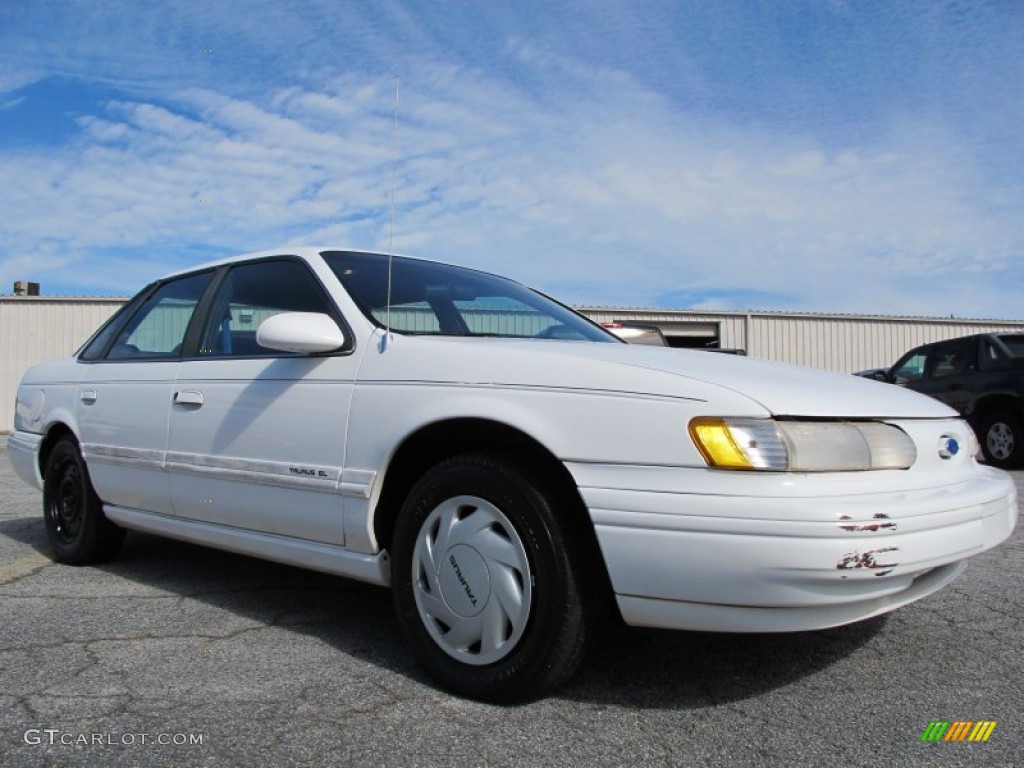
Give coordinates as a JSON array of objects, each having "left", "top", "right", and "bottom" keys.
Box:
[{"left": 938, "top": 436, "right": 960, "bottom": 459}]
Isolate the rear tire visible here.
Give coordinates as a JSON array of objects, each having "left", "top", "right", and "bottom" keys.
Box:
[
  {"left": 391, "top": 452, "right": 589, "bottom": 703},
  {"left": 979, "top": 410, "right": 1024, "bottom": 469},
  {"left": 43, "top": 437, "right": 125, "bottom": 564}
]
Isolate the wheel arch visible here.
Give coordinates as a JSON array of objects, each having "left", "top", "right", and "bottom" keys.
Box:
[
  {"left": 971, "top": 394, "right": 1024, "bottom": 423},
  {"left": 370, "top": 418, "right": 613, "bottom": 608},
  {"left": 373, "top": 417, "right": 578, "bottom": 549},
  {"left": 38, "top": 421, "right": 80, "bottom": 476}
]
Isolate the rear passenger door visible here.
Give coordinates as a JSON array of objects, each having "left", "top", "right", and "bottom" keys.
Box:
[
  {"left": 165, "top": 257, "right": 357, "bottom": 546},
  {"left": 920, "top": 339, "right": 976, "bottom": 415},
  {"left": 77, "top": 271, "right": 214, "bottom": 514}
]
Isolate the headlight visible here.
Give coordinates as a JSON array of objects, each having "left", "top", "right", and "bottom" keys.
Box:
[{"left": 688, "top": 417, "right": 917, "bottom": 471}]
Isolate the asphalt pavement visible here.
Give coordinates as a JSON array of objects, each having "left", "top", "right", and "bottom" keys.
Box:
[{"left": 1, "top": 444, "right": 1021, "bottom": 767}]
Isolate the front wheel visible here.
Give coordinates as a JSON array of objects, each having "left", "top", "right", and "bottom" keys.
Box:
[
  {"left": 43, "top": 437, "right": 125, "bottom": 564},
  {"left": 391, "top": 453, "right": 589, "bottom": 702},
  {"left": 979, "top": 411, "right": 1024, "bottom": 469}
]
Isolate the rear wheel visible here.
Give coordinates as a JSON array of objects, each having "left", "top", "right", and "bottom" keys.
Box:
[
  {"left": 391, "top": 452, "right": 589, "bottom": 702},
  {"left": 43, "top": 437, "right": 125, "bottom": 564},
  {"left": 979, "top": 410, "right": 1024, "bottom": 469}
]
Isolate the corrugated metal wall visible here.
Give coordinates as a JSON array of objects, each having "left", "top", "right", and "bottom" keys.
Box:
[
  {"left": 4, "top": 297, "right": 1024, "bottom": 432},
  {"left": 581, "top": 308, "right": 1024, "bottom": 373},
  {"left": 1, "top": 298, "right": 124, "bottom": 433}
]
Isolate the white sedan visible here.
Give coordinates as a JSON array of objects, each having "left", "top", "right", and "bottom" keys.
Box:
[{"left": 8, "top": 248, "right": 1017, "bottom": 701}]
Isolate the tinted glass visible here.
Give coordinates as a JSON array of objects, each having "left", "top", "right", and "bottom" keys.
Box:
[
  {"left": 106, "top": 272, "right": 212, "bottom": 360},
  {"left": 322, "top": 251, "right": 615, "bottom": 342},
  {"left": 997, "top": 334, "right": 1024, "bottom": 357},
  {"left": 929, "top": 342, "right": 971, "bottom": 378},
  {"left": 199, "top": 259, "right": 336, "bottom": 357},
  {"left": 891, "top": 351, "right": 927, "bottom": 384},
  {"left": 79, "top": 290, "right": 150, "bottom": 360}
]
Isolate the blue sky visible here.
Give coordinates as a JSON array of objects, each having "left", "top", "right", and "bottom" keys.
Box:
[{"left": 1, "top": 1, "right": 1022, "bottom": 318}]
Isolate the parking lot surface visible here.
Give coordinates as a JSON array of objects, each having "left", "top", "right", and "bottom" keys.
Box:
[{"left": 1, "top": 443, "right": 1021, "bottom": 767}]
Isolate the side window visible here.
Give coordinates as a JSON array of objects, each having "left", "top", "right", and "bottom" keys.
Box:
[
  {"left": 891, "top": 350, "right": 927, "bottom": 384},
  {"left": 199, "top": 260, "right": 337, "bottom": 357},
  {"left": 928, "top": 341, "right": 971, "bottom": 378},
  {"left": 105, "top": 272, "right": 212, "bottom": 360},
  {"left": 79, "top": 292, "right": 150, "bottom": 360},
  {"left": 980, "top": 338, "right": 1008, "bottom": 370}
]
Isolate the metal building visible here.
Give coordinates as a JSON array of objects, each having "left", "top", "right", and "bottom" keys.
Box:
[
  {"left": 580, "top": 307, "right": 1024, "bottom": 374},
  {"left": 1, "top": 297, "right": 125, "bottom": 434},
  {"left": 4, "top": 296, "right": 1024, "bottom": 433}
]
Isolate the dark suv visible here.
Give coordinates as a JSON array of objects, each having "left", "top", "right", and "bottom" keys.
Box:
[{"left": 884, "top": 333, "right": 1024, "bottom": 468}]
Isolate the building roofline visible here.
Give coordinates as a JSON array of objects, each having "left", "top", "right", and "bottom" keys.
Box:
[
  {"left": 577, "top": 306, "right": 1024, "bottom": 325},
  {"left": 3, "top": 295, "right": 1023, "bottom": 326}
]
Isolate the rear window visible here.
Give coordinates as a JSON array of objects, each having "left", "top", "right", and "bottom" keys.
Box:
[{"left": 997, "top": 334, "right": 1024, "bottom": 357}]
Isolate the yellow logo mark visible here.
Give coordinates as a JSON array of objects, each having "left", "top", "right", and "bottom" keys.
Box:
[{"left": 922, "top": 720, "right": 997, "bottom": 742}]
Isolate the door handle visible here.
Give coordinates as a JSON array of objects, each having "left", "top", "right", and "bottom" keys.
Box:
[
  {"left": 173, "top": 390, "right": 204, "bottom": 406},
  {"left": 80, "top": 389, "right": 97, "bottom": 404}
]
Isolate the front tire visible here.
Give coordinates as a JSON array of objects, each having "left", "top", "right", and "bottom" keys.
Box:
[
  {"left": 43, "top": 437, "right": 125, "bottom": 564},
  {"left": 979, "top": 411, "right": 1024, "bottom": 469},
  {"left": 391, "top": 452, "right": 589, "bottom": 702}
]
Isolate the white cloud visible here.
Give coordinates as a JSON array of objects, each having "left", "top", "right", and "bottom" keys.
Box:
[{"left": 0, "top": 5, "right": 1021, "bottom": 316}]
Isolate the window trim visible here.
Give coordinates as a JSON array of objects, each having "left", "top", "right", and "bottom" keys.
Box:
[
  {"left": 183, "top": 255, "right": 355, "bottom": 361},
  {"left": 77, "top": 273, "right": 220, "bottom": 364},
  {"left": 926, "top": 340, "right": 974, "bottom": 379}
]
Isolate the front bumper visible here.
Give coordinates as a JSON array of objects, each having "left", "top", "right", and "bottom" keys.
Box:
[
  {"left": 8, "top": 430, "right": 43, "bottom": 490},
  {"left": 570, "top": 462, "right": 1017, "bottom": 632}
]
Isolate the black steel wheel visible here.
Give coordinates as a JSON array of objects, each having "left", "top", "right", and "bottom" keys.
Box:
[
  {"left": 43, "top": 437, "right": 125, "bottom": 564},
  {"left": 391, "top": 452, "right": 590, "bottom": 703}
]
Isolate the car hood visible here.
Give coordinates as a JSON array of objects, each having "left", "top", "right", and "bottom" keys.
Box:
[{"left": 364, "top": 335, "right": 955, "bottom": 419}]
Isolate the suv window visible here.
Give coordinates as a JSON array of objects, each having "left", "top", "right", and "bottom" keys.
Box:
[
  {"left": 928, "top": 340, "right": 973, "bottom": 378},
  {"left": 105, "top": 272, "right": 213, "bottom": 360},
  {"left": 198, "top": 259, "right": 338, "bottom": 357},
  {"left": 891, "top": 350, "right": 927, "bottom": 384}
]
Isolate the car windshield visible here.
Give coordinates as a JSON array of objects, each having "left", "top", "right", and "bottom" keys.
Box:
[
  {"left": 997, "top": 334, "right": 1024, "bottom": 357},
  {"left": 321, "top": 251, "right": 617, "bottom": 342}
]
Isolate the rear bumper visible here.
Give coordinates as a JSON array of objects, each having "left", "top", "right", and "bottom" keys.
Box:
[
  {"left": 8, "top": 430, "right": 43, "bottom": 490},
  {"left": 570, "top": 462, "right": 1017, "bottom": 632}
]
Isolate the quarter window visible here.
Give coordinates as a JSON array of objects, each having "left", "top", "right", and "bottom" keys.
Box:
[{"left": 105, "top": 272, "right": 212, "bottom": 360}]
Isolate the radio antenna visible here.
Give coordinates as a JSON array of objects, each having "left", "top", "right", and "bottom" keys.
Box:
[{"left": 382, "top": 74, "right": 399, "bottom": 350}]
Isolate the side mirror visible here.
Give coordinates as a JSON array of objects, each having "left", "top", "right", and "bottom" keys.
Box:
[{"left": 256, "top": 312, "right": 346, "bottom": 354}]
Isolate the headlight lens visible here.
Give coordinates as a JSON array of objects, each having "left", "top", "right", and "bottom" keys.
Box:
[{"left": 689, "top": 417, "right": 916, "bottom": 471}]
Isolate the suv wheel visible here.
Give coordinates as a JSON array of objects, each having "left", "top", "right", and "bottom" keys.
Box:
[{"left": 979, "top": 411, "right": 1024, "bottom": 469}]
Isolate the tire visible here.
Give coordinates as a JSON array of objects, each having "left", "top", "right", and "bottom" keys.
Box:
[
  {"left": 979, "top": 410, "right": 1024, "bottom": 469},
  {"left": 391, "top": 452, "right": 590, "bottom": 703},
  {"left": 42, "top": 437, "right": 125, "bottom": 564}
]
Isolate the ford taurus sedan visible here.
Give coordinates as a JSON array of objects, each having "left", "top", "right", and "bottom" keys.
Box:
[{"left": 8, "top": 248, "right": 1018, "bottom": 702}]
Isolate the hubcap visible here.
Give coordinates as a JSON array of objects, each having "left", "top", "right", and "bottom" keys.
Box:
[
  {"left": 987, "top": 422, "right": 1014, "bottom": 461},
  {"left": 412, "top": 495, "right": 532, "bottom": 666}
]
